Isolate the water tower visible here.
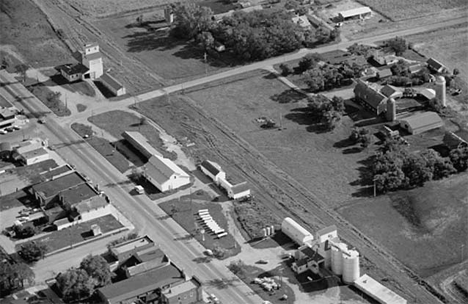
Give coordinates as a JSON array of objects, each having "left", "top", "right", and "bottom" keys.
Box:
[
  {"left": 435, "top": 76, "right": 446, "bottom": 108},
  {"left": 385, "top": 98, "right": 396, "bottom": 122}
]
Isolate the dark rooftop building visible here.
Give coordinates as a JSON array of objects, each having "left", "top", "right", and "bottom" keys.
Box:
[
  {"left": 39, "top": 165, "right": 73, "bottom": 182},
  {"left": 31, "top": 172, "right": 86, "bottom": 208},
  {"left": 58, "top": 183, "right": 98, "bottom": 206}
]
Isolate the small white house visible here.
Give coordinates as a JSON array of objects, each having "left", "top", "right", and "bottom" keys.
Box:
[
  {"left": 144, "top": 155, "right": 190, "bottom": 192},
  {"left": 74, "top": 196, "right": 111, "bottom": 222},
  {"left": 200, "top": 160, "right": 226, "bottom": 184}
]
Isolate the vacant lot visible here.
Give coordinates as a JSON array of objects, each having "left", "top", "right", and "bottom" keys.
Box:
[
  {"left": 356, "top": 0, "right": 468, "bottom": 21},
  {"left": 64, "top": 0, "right": 165, "bottom": 17},
  {"left": 0, "top": 0, "right": 71, "bottom": 67},
  {"left": 338, "top": 172, "right": 468, "bottom": 278}
]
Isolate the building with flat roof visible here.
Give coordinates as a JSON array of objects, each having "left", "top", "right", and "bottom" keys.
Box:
[
  {"left": 18, "top": 147, "right": 50, "bottom": 165},
  {"left": 110, "top": 235, "right": 155, "bottom": 263},
  {"left": 144, "top": 155, "right": 191, "bottom": 192},
  {"left": 39, "top": 165, "right": 74, "bottom": 182},
  {"left": 122, "top": 131, "right": 162, "bottom": 159},
  {"left": 58, "top": 183, "right": 98, "bottom": 206}
]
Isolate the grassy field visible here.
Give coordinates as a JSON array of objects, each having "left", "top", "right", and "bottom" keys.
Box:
[
  {"left": 88, "top": 110, "right": 176, "bottom": 160},
  {"left": 65, "top": 0, "right": 172, "bottom": 17},
  {"left": 159, "top": 192, "right": 241, "bottom": 259},
  {"left": 17, "top": 214, "right": 123, "bottom": 253},
  {"left": 356, "top": 0, "right": 468, "bottom": 21},
  {"left": 184, "top": 70, "right": 367, "bottom": 206},
  {"left": 0, "top": 0, "right": 72, "bottom": 67},
  {"left": 338, "top": 172, "right": 468, "bottom": 278},
  {"left": 28, "top": 84, "right": 71, "bottom": 117}
]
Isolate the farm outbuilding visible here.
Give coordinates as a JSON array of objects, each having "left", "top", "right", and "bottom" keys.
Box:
[
  {"left": 338, "top": 7, "right": 372, "bottom": 21},
  {"left": 99, "top": 73, "right": 126, "bottom": 96},
  {"left": 281, "top": 217, "right": 314, "bottom": 246},
  {"left": 426, "top": 58, "right": 447, "bottom": 73},
  {"left": 200, "top": 160, "right": 226, "bottom": 184},
  {"left": 398, "top": 112, "right": 443, "bottom": 135},
  {"left": 353, "top": 79, "right": 387, "bottom": 114},
  {"left": 122, "top": 131, "right": 161, "bottom": 159},
  {"left": 354, "top": 274, "right": 407, "bottom": 304},
  {"left": 144, "top": 155, "right": 190, "bottom": 192}
]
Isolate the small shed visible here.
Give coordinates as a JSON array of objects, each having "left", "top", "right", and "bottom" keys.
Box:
[
  {"left": 200, "top": 160, "right": 226, "bottom": 184},
  {"left": 99, "top": 73, "right": 126, "bottom": 96},
  {"left": 426, "top": 58, "right": 446, "bottom": 73},
  {"left": 398, "top": 112, "right": 443, "bottom": 135},
  {"left": 338, "top": 7, "right": 372, "bottom": 21}
]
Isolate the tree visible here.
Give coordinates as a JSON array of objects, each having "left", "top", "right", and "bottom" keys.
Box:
[
  {"left": 56, "top": 268, "right": 94, "bottom": 303},
  {"left": 322, "top": 110, "right": 341, "bottom": 130},
  {"left": 453, "top": 68, "right": 460, "bottom": 76},
  {"left": 331, "top": 96, "right": 345, "bottom": 114},
  {"left": 197, "top": 31, "right": 214, "bottom": 50},
  {"left": 170, "top": 3, "right": 214, "bottom": 39},
  {"left": 349, "top": 127, "right": 371, "bottom": 148},
  {"left": 13, "top": 225, "right": 35, "bottom": 239},
  {"left": 386, "top": 36, "right": 407, "bottom": 56},
  {"left": 347, "top": 43, "right": 374, "bottom": 58},
  {"left": 390, "top": 60, "right": 409, "bottom": 77},
  {"left": 279, "top": 63, "right": 292, "bottom": 76},
  {"left": 15, "top": 64, "right": 29, "bottom": 83},
  {"left": 19, "top": 242, "right": 48, "bottom": 263},
  {"left": 80, "top": 255, "right": 111, "bottom": 288},
  {"left": 420, "top": 149, "right": 456, "bottom": 179},
  {"left": 228, "top": 260, "right": 246, "bottom": 276},
  {"left": 0, "top": 262, "right": 34, "bottom": 296},
  {"left": 449, "top": 146, "right": 468, "bottom": 172}
]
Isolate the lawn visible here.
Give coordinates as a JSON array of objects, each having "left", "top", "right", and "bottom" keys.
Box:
[
  {"left": 17, "top": 214, "right": 123, "bottom": 254},
  {"left": 356, "top": 0, "right": 468, "bottom": 21},
  {"left": 159, "top": 191, "right": 241, "bottom": 259},
  {"left": 64, "top": 0, "right": 174, "bottom": 17},
  {"left": 71, "top": 123, "right": 130, "bottom": 173},
  {"left": 28, "top": 83, "right": 71, "bottom": 117},
  {"left": 338, "top": 172, "right": 468, "bottom": 278},
  {"left": 88, "top": 110, "right": 176, "bottom": 160},
  {"left": 0, "top": 0, "right": 72, "bottom": 68},
  {"left": 0, "top": 190, "right": 33, "bottom": 212}
]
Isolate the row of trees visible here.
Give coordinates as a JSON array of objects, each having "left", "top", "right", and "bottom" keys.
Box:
[
  {"left": 307, "top": 94, "right": 345, "bottom": 130},
  {"left": 170, "top": 3, "right": 339, "bottom": 61},
  {"left": 56, "top": 255, "right": 112, "bottom": 302},
  {"left": 372, "top": 140, "right": 468, "bottom": 193}
]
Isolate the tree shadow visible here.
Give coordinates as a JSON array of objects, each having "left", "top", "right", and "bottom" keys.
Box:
[
  {"left": 351, "top": 156, "right": 376, "bottom": 198},
  {"left": 192, "top": 256, "right": 212, "bottom": 264},
  {"left": 270, "top": 89, "right": 306, "bottom": 104},
  {"left": 343, "top": 147, "right": 363, "bottom": 154},
  {"left": 205, "top": 278, "right": 239, "bottom": 289},
  {"left": 284, "top": 107, "right": 328, "bottom": 134},
  {"left": 333, "top": 137, "right": 355, "bottom": 148}
]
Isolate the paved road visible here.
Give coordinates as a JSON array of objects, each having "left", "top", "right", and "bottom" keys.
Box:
[{"left": 0, "top": 71, "right": 263, "bottom": 304}]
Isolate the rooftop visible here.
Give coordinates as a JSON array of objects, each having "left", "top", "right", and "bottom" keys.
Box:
[
  {"left": 40, "top": 165, "right": 73, "bottom": 181},
  {"left": 83, "top": 51, "right": 102, "bottom": 61},
  {"left": 354, "top": 274, "right": 407, "bottom": 304},
  {"left": 74, "top": 196, "right": 107, "bottom": 214},
  {"left": 200, "top": 160, "right": 223, "bottom": 176},
  {"left": 231, "top": 182, "right": 250, "bottom": 194},
  {"left": 32, "top": 172, "right": 85, "bottom": 199},
  {"left": 163, "top": 279, "right": 199, "bottom": 297},
  {"left": 111, "top": 235, "right": 154, "bottom": 256},
  {"left": 145, "top": 155, "right": 189, "bottom": 185},
  {"left": 122, "top": 131, "right": 162, "bottom": 158},
  {"left": 60, "top": 182, "right": 98, "bottom": 206},
  {"left": 98, "top": 263, "right": 184, "bottom": 303},
  {"left": 20, "top": 147, "right": 48, "bottom": 160},
  {"left": 100, "top": 73, "right": 124, "bottom": 91},
  {"left": 0, "top": 107, "right": 15, "bottom": 119},
  {"left": 339, "top": 7, "right": 372, "bottom": 18},
  {"left": 56, "top": 63, "right": 89, "bottom": 75},
  {"left": 399, "top": 111, "right": 443, "bottom": 130}
]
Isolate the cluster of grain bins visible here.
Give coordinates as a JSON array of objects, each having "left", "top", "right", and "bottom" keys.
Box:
[
  {"left": 281, "top": 217, "right": 314, "bottom": 246},
  {"left": 330, "top": 243, "right": 360, "bottom": 284}
]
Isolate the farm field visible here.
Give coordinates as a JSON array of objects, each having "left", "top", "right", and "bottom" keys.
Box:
[
  {"left": 356, "top": 0, "right": 468, "bottom": 21},
  {"left": 64, "top": 0, "right": 167, "bottom": 17},
  {"left": 0, "top": 0, "right": 72, "bottom": 67},
  {"left": 338, "top": 172, "right": 468, "bottom": 278}
]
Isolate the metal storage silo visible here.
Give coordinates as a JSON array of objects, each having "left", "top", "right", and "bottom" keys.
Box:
[
  {"left": 331, "top": 243, "right": 346, "bottom": 275},
  {"left": 342, "top": 249, "right": 360, "bottom": 284}
]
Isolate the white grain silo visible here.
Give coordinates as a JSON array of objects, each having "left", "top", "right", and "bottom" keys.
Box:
[
  {"left": 331, "top": 243, "right": 347, "bottom": 275},
  {"left": 281, "top": 217, "right": 314, "bottom": 246},
  {"left": 435, "top": 76, "right": 446, "bottom": 108},
  {"left": 385, "top": 98, "right": 396, "bottom": 122},
  {"left": 342, "top": 249, "right": 360, "bottom": 284}
]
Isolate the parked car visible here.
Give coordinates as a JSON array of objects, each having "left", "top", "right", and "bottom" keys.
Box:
[
  {"left": 209, "top": 294, "right": 220, "bottom": 304},
  {"left": 0, "top": 129, "right": 7, "bottom": 135},
  {"left": 12, "top": 125, "right": 21, "bottom": 130},
  {"left": 4, "top": 127, "right": 14, "bottom": 132}
]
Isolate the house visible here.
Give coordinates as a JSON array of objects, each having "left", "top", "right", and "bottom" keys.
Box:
[
  {"left": 200, "top": 160, "right": 226, "bottom": 184},
  {"left": 110, "top": 235, "right": 156, "bottom": 265},
  {"left": 292, "top": 244, "right": 325, "bottom": 274},
  {"left": 18, "top": 147, "right": 50, "bottom": 165},
  {"left": 99, "top": 73, "right": 126, "bottom": 96},
  {"left": 427, "top": 58, "right": 447, "bottom": 73},
  {"left": 56, "top": 63, "right": 89, "bottom": 82},
  {"left": 376, "top": 67, "right": 392, "bottom": 79},
  {"left": 338, "top": 7, "right": 372, "bottom": 21},
  {"left": 72, "top": 196, "right": 110, "bottom": 221},
  {"left": 0, "top": 107, "right": 16, "bottom": 129},
  {"left": 443, "top": 131, "right": 468, "bottom": 149},
  {"left": 31, "top": 172, "right": 87, "bottom": 208},
  {"left": 408, "top": 63, "right": 424, "bottom": 74},
  {"left": 398, "top": 112, "right": 443, "bottom": 135},
  {"left": 144, "top": 155, "right": 191, "bottom": 192},
  {"left": 325, "top": 50, "right": 368, "bottom": 67},
  {"left": 57, "top": 43, "right": 103, "bottom": 82},
  {"left": 97, "top": 262, "right": 203, "bottom": 304},
  {"left": 353, "top": 79, "right": 388, "bottom": 114},
  {"left": 371, "top": 49, "right": 397, "bottom": 66},
  {"left": 292, "top": 15, "right": 311, "bottom": 29},
  {"left": 122, "top": 131, "right": 161, "bottom": 159},
  {"left": 39, "top": 165, "right": 74, "bottom": 182}
]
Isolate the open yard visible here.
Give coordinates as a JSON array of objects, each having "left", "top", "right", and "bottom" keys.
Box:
[
  {"left": 356, "top": 0, "right": 468, "bottom": 21},
  {"left": 338, "top": 172, "right": 468, "bottom": 278}
]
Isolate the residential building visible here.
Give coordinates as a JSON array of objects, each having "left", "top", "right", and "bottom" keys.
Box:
[
  {"left": 57, "top": 43, "right": 103, "bottom": 82},
  {"left": 292, "top": 15, "right": 311, "bottom": 29},
  {"left": 31, "top": 172, "right": 87, "bottom": 208},
  {"left": 325, "top": 50, "right": 368, "bottom": 67},
  {"left": 99, "top": 73, "right": 126, "bottom": 96},
  {"left": 292, "top": 244, "right": 325, "bottom": 274},
  {"left": 376, "top": 67, "right": 392, "bottom": 79},
  {"left": 398, "top": 112, "right": 443, "bottom": 135},
  {"left": 122, "top": 131, "right": 161, "bottom": 159},
  {"left": 144, "top": 155, "right": 190, "bottom": 192},
  {"left": 56, "top": 63, "right": 89, "bottom": 82},
  {"left": 110, "top": 235, "right": 156, "bottom": 264},
  {"left": 0, "top": 107, "right": 16, "bottom": 128},
  {"left": 200, "top": 160, "right": 226, "bottom": 184},
  {"left": 71, "top": 196, "right": 110, "bottom": 222},
  {"left": 18, "top": 147, "right": 50, "bottom": 165},
  {"left": 371, "top": 49, "right": 397, "bottom": 66},
  {"left": 338, "top": 7, "right": 372, "bottom": 21}
]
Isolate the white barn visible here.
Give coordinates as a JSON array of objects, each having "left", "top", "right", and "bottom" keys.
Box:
[
  {"left": 338, "top": 7, "right": 372, "bottom": 21},
  {"left": 281, "top": 217, "right": 314, "bottom": 246},
  {"left": 200, "top": 160, "right": 226, "bottom": 184},
  {"left": 144, "top": 155, "right": 190, "bottom": 192}
]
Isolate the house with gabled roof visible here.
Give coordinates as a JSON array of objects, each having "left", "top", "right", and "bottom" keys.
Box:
[
  {"left": 426, "top": 58, "right": 447, "bottom": 74},
  {"left": 144, "top": 155, "right": 190, "bottom": 192},
  {"left": 380, "top": 85, "right": 402, "bottom": 99},
  {"left": 57, "top": 43, "right": 103, "bottom": 82},
  {"left": 200, "top": 160, "right": 226, "bottom": 184},
  {"left": 99, "top": 73, "right": 126, "bottom": 96}
]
